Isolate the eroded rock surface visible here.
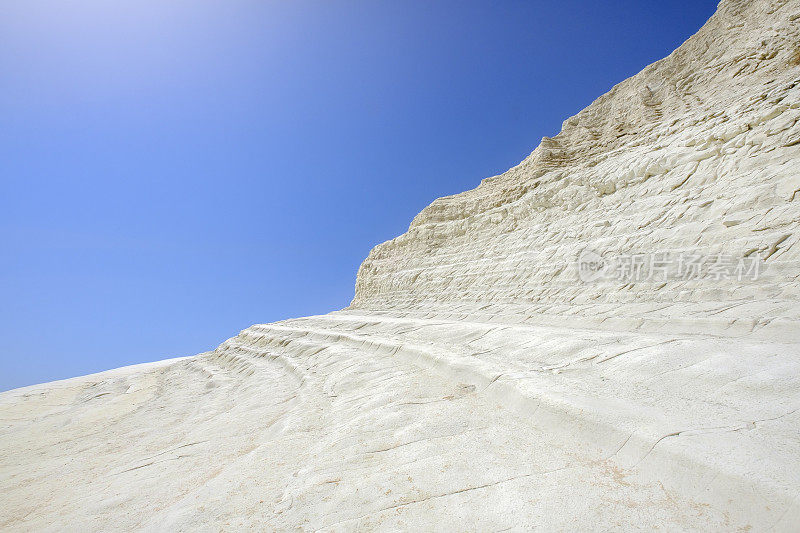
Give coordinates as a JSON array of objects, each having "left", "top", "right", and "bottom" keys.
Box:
[{"left": 2, "top": 0, "right": 799, "bottom": 530}]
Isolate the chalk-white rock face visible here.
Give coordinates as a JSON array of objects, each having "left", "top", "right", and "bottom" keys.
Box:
[
  {"left": 2, "top": 0, "right": 799, "bottom": 530},
  {"left": 352, "top": 0, "right": 800, "bottom": 341}
]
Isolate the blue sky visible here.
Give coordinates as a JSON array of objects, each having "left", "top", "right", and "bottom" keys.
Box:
[{"left": 0, "top": 0, "right": 718, "bottom": 391}]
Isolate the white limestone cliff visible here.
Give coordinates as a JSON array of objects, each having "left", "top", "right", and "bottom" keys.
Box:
[
  {"left": 352, "top": 0, "right": 800, "bottom": 340},
  {"left": 2, "top": 0, "right": 799, "bottom": 530}
]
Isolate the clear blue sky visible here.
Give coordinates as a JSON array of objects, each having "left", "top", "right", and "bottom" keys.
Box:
[{"left": 0, "top": 0, "right": 718, "bottom": 391}]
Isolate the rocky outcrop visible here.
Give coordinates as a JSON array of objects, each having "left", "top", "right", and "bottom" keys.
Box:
[
  {"left": 352, "top": 0, "right": 800, "bottom": 341},
  {"left": 1, "top": 0, "right": 799, "bottom": 530}
]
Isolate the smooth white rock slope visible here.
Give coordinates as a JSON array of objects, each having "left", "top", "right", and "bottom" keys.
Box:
[{"left": 2, "top": 0, "right": 799, "bottom": 530}]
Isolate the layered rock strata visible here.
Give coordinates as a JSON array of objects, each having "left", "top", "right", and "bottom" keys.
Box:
[{"left": 2, "top": 0, "right": 799, "bottom": 530}]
